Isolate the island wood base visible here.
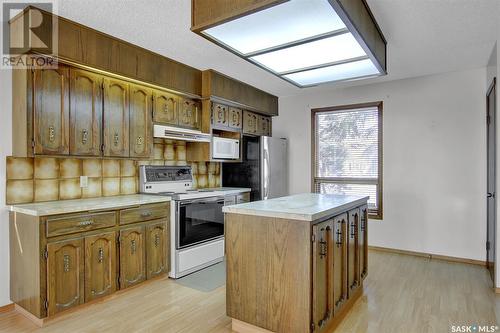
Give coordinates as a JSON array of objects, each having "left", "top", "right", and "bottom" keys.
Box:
[{"left": 231, "top": 285, "right": 364, "bottom": 333}]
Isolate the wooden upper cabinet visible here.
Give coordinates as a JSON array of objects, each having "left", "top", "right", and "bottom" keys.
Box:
[
  {"left": 347, "top": 208, "right": 360, "bottom": 296},
  {"left": 359, "top": 205, "right": 368, "bottom": 280},
  {"left": 129, "top": 84, "right": 153, "bottom": 158},
  {"left": 33, "top": 65, "right": 70, "bottom": 155},
  {"left": 84, "top": 232, "right": 117, "bottom": 302},
  {"left": 258, "top": 116, "right": 271, "bottom": 137},
  {"left": 103, "top": 78, "right": 129, "bottom": 157},
  {"left": 212, "top": 103, "right": 228, "bottom": 126},
  {"left": 47, "top": 238, "right": 84, "bottom": 316},
  {"left": 243, "top": 111, "right": 258, "bottom": 135},
  {"left": 146, "top": 220, "right": 168, "bottom": 279},
  {"left": 312, "top": 219, "right": 334, "bottom": 332},
  {"left": 228, "top": 107, "right": 242, "bottom": 129},
  {"left": 69, "top": 69, "right": 102, "bottom": 156},
  {"left": 179, "top": 98, "right": 201, "bottom": 130},
  {"left": 119, "top": 226, "right": 146, "bottom": 289},
  {"left": 153, "top": 90, "right": 178, "bottom": 126},
  {"left": 333, "top": 213, "right": 348, "bottom": 314}
]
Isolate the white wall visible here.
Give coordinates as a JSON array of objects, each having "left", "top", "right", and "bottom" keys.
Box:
[
  {"left": 0, "top": 68, "right": 13, "bottom": 306},
  {"left": 274, "top": 68, "right": 487, "bottom": 262}
]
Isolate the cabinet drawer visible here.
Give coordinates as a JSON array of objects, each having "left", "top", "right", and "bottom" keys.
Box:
[
  {"left": 119, "top": 203, "right": 169, "bottom": 225},
  {"left": 46, "top": 212, "right": 116, "bottom": 238}
]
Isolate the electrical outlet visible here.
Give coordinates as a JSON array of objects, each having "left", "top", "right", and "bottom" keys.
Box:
[{"left": 80, "top": 176, "right": 88, "bottom": 188}]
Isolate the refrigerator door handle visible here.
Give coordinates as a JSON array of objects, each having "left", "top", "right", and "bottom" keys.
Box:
[{"left": 264, "top": 149, "right": 270, "bottom": 199}]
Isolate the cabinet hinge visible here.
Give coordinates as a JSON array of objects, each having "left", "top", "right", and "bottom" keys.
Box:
[
  {"left": 311, "top": 322, "right": 315, "bottom": 332},
  {"left": 311, "top": 234, "right": 316, "bottom": 243},
  {"left": 100, "top": 143, "right": 105, "bottom": 152},
  {"left": 487, "top": 241, "right": 491, "bottom": 251},
  {"left": 44, "top": 299, "right": 48, "bottom": 310},
  {"left": 101, "top": 82, "right": 105, "bottom": 90},
  {"left": 487, "top": 115, "right": 491, "bottom": 125},
  {"left": 43, "top": 248, "right": 48, "bottom": 260}
]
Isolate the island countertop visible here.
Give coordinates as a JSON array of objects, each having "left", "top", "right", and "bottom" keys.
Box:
[{"left": 222, "top": 193, "right": 369, "bottom": 221}]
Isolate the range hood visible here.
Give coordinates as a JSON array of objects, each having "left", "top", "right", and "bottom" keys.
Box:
[{"left": 153, "top": 124, "right": 211, "bottom": 142}]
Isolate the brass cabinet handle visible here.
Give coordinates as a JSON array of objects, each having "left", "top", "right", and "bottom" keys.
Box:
[
  {"left": 82, "top": 129, "right": 88, "bottom": 144},
  {"left": 63, "top": 254, "right": 70, "bottom": 272},
  {"left": 48, "top": 126, "right": 55, "bottom": 142},
  {"left": 136, "top": 136, "right": 143, "bottom": 145},
  {"left": 78, "top": 220, "right": 93, "bottom": 226},
  {"left": 113, "top": 133, "right": 119, "bottom": 146},
  {"left": 154, "top": 234, "right": 160, "bottom": 248},
  {"left": 141, "top": 211, "right": 152, "bottom": 218},
  {"left": 131, "top": 239, "right": 137, "bottom": 254},
  {"left": 97, "top": 247, "right": 104, "bottom": 263}
]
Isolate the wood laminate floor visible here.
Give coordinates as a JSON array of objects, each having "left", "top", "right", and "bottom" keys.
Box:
[{"left": 0, "top": 250, "right": 498, "bottom": 333}]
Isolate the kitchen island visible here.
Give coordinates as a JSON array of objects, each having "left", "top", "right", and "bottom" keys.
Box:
[{"left": 223, "top": 193, "right": 369, "bottom": 333}]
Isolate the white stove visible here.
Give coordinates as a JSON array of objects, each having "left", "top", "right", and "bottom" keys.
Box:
[{"left": 139, "top": 165, "right": 226, "bottom": 278}]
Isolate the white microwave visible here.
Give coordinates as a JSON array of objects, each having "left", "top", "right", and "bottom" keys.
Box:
[{"left": 212, "top": 137, "right": 240, "bottom": 160}]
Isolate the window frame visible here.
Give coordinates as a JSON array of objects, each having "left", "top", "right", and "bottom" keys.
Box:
[{"left": 311, "top": 101, "right": 383, "bottom": 219}]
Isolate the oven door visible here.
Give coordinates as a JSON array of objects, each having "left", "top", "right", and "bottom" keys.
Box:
[{"left": 176, "top": 196, "right": 225, "bottom": 249}]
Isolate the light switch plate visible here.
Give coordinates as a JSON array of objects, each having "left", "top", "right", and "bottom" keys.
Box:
[{"left": 80, "top": 176, "right": 88, "bottom": 188}]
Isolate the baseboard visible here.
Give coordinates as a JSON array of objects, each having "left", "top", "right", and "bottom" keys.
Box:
[
  {"left": 0, "top": 303, "right": 14, "bottom": 313},
  {"left": 369, "top": 246, "right": 486, "bottom": 267}
]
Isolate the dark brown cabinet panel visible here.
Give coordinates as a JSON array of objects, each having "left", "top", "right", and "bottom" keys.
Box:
[
  {"left": 69, "top": 69, "right": 102, "bottom": 156},
  {"left": 119, "top": 226, "right": 146, "bottom": 289},
  {"left": 153, "top": 90, "right": 178, "bottom": 125},
  {"left": 84, "top": 232, "right": 117, "bottom": 302},
  {"left": 228, "top": 107, "right": 242, "bottom": 129},
  {"left": 146, "top": 220, "right": 168, "bottom": 279},
  {"left": 33, "top": 65, "right": 70, "bottom": 155},
  {"left": 47, "top": 238, "right": 84, "bottom": 316},
  {"left": 359, "top": 205, "right": 368, "bottom": 280},
  {"left": 103, "top": 78, "right": 129, "bottom": 157},
  {"left": 179, "top": 98, "right": 201, "bottom": 129},
  {"left": 333, "top": 213, "right": 348, "bottom": 314},
  {"left": 347, "top": 208, "right": 360, "bottom": 296},
  {"left": 312, "top": 219, "right": 334, "bottom": 332},
  {"left": 129, "top": 84, "right": 153, "bottom": 158}
]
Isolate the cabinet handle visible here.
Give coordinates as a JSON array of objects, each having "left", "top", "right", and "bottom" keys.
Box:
[
  {"left": 97, "top": 247, "right": 104, "bottom": 263},
  {"left": 78, "top": 220, "right": 93, "bottom": 226},
  {"left": 319, "top": 239, "right": 327, "bottom": 258},
  {"left": 336, "top": 228, "right": 342, "bottom": 247},
  {"left": 131, "top": 239, "right": 137, "bottom": 254},
  {"left": 141, "top": 211, "right": 152, "bottom": 218},
  {"left": 82, "top": 129, "right": 88, "bottom": 144},
  {"left": 63, "top": 254, "right": 70, "bottom": 272},
  {"left": 136, "top": 136, "right": 143, "bottom": 146},
  {"left": 48, "top": 126, "right": 55, "bottom": 142},
  {"left": 154, "top": 234, "right": 160, "bottom": 248},
  {"left": 113, "top": 133, "right": 119, "bottom": 146}
]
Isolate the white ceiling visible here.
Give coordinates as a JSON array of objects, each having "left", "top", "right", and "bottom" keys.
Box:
[{"left": 56, "top": 0, "right": 499, "bottom": 98}]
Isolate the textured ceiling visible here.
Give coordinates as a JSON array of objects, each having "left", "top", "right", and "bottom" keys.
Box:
[{"left": 56, "top": 0, "right": 499, "bottom": 97}]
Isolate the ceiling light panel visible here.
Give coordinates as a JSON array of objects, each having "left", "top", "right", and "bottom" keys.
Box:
[
  {"left": 284, "top": 59, "right": 380, "bottom": 86},
  {"left": 203, "top": 0, "right": 346, "bottom": 55},
  {"left": 250, "top": 32, "right": 367, "bottom": 74}
]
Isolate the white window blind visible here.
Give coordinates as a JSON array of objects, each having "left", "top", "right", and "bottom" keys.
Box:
[{"left": 313, "top": 104, "right": 382, "bottom": 218}]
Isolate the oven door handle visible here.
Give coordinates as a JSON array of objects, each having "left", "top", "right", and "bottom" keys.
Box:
[{"left": 180, "top": 197, "right": 225, "bottom": 205}]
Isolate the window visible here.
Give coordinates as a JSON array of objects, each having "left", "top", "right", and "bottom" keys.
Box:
[{"left": 312, "top": 102, "right": 383, "bottom": 219}]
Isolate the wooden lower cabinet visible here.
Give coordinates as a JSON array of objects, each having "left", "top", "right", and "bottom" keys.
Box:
[
  {"left": 347, "top": 209, "right": 360, "bottom": 295},
  {"left": 84, "top": 232, "right": 117, "bottom": 302},
  {"left": 47, "top": 238, "right": 85, "bottom": 316},
  {"left": 146, "top": 220, "right": 169, "bottom": 279},
  {"left": 119, "top": 226, "right": 146, "bottom": 289},
  {"left": 333, "top": 213, "right": 348, "bottom": 313},
  {"left": 359, "top": 205, "right": 368, "bottom": 280}
]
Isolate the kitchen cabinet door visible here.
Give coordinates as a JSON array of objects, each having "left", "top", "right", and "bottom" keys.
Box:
[
  {"left": 259, "top": 116, "right": 272, "bottom": 136},
  {"left": 33, "top": 65, "right": 70, "bottom": 155},
  {"left": 242, "top": 111, "right": 258, "bottom": 135},
  {"left": 119, "top": 226, "right": 146, "bottom": 288},
  {"left": 84, "top": 232, "right": 117, "bottom": 302},
  {"left": 47, "top": 238, "right": 84, "bottom": 316},
  {"left": 103, "top": 78, "right": 129, "bottom": 157},
  {"left": 69, "top": 68, "right": 102, "bottom": 156},
  {"left": 212, "top": 103, "right": 228, "bottom": 127},
  {"left": 129, "top": 84, "right": 153, "bottom": 158},
  {"left": 146, "top": 220, "right": 168, "bottom": 279},
  {"left": 333, "top": 213, "right": 348, "bottom": 314},
  {"left": 179, "top": 98, "right": 201, "bottom": 129},
  {"left": 228, "top": 107, "right": 242, "bottom": 129},
  {"left": 359, "top": 205, "right": 368, "bottom": 280},
  {"left": 347, "top": 208, "right": 360, "bottom": 296},
  {"left": 153, "top": 90, "right": 178, "bottom": 125},
  {"left": 312, "top": 219, "right": 334, "bottom": 331}
]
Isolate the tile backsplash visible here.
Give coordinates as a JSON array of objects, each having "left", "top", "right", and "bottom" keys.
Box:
[{"left": 6, "top": 140, "right": 221, "bottom": 205}]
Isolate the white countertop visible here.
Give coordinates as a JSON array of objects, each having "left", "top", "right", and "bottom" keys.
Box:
[
  {"left": 9, "top": 194, "right": 171, "bottom": 216},
  {"left": 222, "top": 193, "right": 369, "bottom": 221}
]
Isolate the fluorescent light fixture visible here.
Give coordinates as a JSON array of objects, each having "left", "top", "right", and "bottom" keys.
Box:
[
  {"left": 200, "top": 0, "right": 386, "bottom": 87},
  {"left": 250, "top": 32, "right": 367, "bottom": 74},
  {"left": 203, "top": 0, "right": 346, "bottom": 55},
  {"left": 284, "top": 59, "right": 380, "bottom": 86}
]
